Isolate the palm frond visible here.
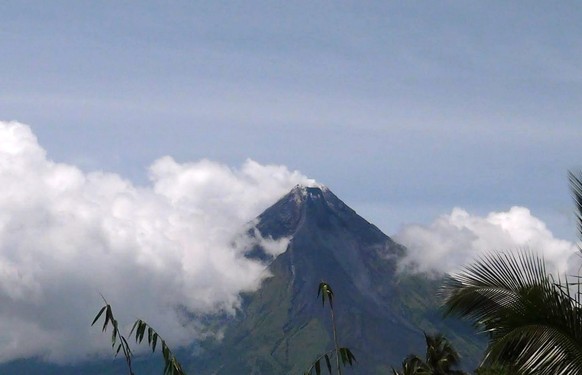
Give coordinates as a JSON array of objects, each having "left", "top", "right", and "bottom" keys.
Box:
[
  {"left": 442, "top": 251, "right": 582, "bottom": 374},
  {"left": 441, "top": 251, "right": 548, "bottom": 331},
  {"left": 569, "top": 171, "right": 582, "bottom": 246},
  {"left": 424, "top": 332, "right": 461, "bottom": 372},
  {"left": 401, "top": 354, "right": 431, "bottom": 375},
  {"left": 486, "top": 324, "right": 582, "bottom": 374}
]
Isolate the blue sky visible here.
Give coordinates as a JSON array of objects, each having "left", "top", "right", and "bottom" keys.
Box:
[
  {"left": 0, "top": 2, "right": 581, "bottom": 362},
  {"left": 2, "top": 2, "right": 580, "bottom": 238}
]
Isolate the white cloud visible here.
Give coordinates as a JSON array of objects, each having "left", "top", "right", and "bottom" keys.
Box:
[
  {"left": 394, "top": 206, "right": 580, "bottom": 276},
  {"left": 0, "top": 121, "right": 316, "bottom": 364}
]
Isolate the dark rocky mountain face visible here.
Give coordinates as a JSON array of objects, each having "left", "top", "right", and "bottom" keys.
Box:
[
  {"left": 255, "top": 185, "right": 405, "bottom": 316},
  {"left": 192, "top": 185, "right": 483, "bottom": 374}
]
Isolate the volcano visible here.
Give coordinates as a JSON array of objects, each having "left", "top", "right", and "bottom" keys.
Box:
[{"left": 192, "top": 185, "right": 483, "bottom": 374}]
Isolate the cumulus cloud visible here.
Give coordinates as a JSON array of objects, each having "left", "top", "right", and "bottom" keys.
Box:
[
  {"left": 0, "top": 121, "right": 316, "bottom": 364},
  {"left": 394, "top": 206, "right": 580, "bottom": 276}
]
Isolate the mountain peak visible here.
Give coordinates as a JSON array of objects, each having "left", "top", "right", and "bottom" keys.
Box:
[
  {"left": 254, "top": 184, "right": 350, "bottom": 240},
  {"left": 253, "top": 184, "right": 403, "bottom": 296},
  {"left": 254, "top": 184, "right": 392, "bottom": 245},
  {"left": 194, "top": 184, "right": 482, "bottom": 375},
  {"left": 287, "top": 184, "right": 328, "bottom": 204}
]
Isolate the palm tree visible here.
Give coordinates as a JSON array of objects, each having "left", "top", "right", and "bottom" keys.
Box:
[
  {"left": 392, "top": 333, "right": 466, "bottom": 375},
  {"left": 304, "top": 282, "right": 356, "bottom": 375},
  {"left": 392, "top": 354, "right": 431, "bottom": 375},
  {"left": 424, "top": 333, "right": 465, "bottom": 375},
  {"left": 440, "top": 172, "right": 582, "bottom": 374}
]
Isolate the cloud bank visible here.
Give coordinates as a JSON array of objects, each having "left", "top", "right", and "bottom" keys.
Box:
[
  {"left": 0, "top": 122, "right": 316, "bottom": 364},
  {"left": 395, "top": 207, "right": 580, "bottom": 276}
]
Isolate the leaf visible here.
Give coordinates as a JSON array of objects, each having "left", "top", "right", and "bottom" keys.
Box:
[
  {"left": 121, "top": 336, "right": 132, "bottom": 356},
  {"left": 162, "top": 343, "right": 170, "bottom": 361},
  {"left": 148, "top": 327, "right": 154, "bottom": 345},
  {"left": 152, "top": 332, "right": 158, "bottom": 352},
  {"left": 102, "top": 306, "right": 112, "bottom": 332},
  {"left": 317, "top": 282, "right": 334, "bottom": 308},
  {"left": 339, "top": 347, "right": 347, "bottom": 365},
  {"left": 347, "top": 348, "right": 356, "bottom": 365},
  {"left": 110, "top": 323, "right": 117, "bottom": 347},
  {"left": 338, "top": 347, "right": 356, "bottom": 366},
  {"left": 324, "top": 353, "right": 332, "bottom": 373},
  {"left": 130, "top": 320, "right": 140, "bottom": 337},
  {"left": 570, "top": 171, "right": 582, "bottom": 245},
  {"left": 91, "top": 306, "right": 107, "bottom": 327},
  {"left": 137, "top": 321, "right": 147, "bottom": 342}
]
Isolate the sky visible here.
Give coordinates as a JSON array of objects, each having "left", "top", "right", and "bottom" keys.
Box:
[{"left": 0, "top": 1, "right": 581, "bottom": 364}]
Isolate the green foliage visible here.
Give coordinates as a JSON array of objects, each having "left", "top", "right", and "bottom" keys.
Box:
[
  {"left": 392, "top": 332, "right": 466, "bottom": 375},
  {"left": 91, "top": 297, "right": 135, "bottom": 375},
  {"left": 392, "top": 355, "right": 430, "bottom": 375},
  {"left": 318, "top": 281, "right": 334, "bottom": 309},
  {"left": 304, "top": 347, "right": 357, "bottom": 375},
  {"left": 423, "top": 333, "right": 465, "bottom": 374},
  {"left": 441, "top": 250, "right": 582, "bottom": 374},
  {"left": 304, "top": 282, "right": 356, "bottom": 375},
  {"left": 130, "top": 320, "right": 186, "bottom": 375},
  {"left": 445, "top": 250, "right": 582, "bottom": 372},
  {"left": 91, "top": 297, "right": 187, "bottom": 375}
]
